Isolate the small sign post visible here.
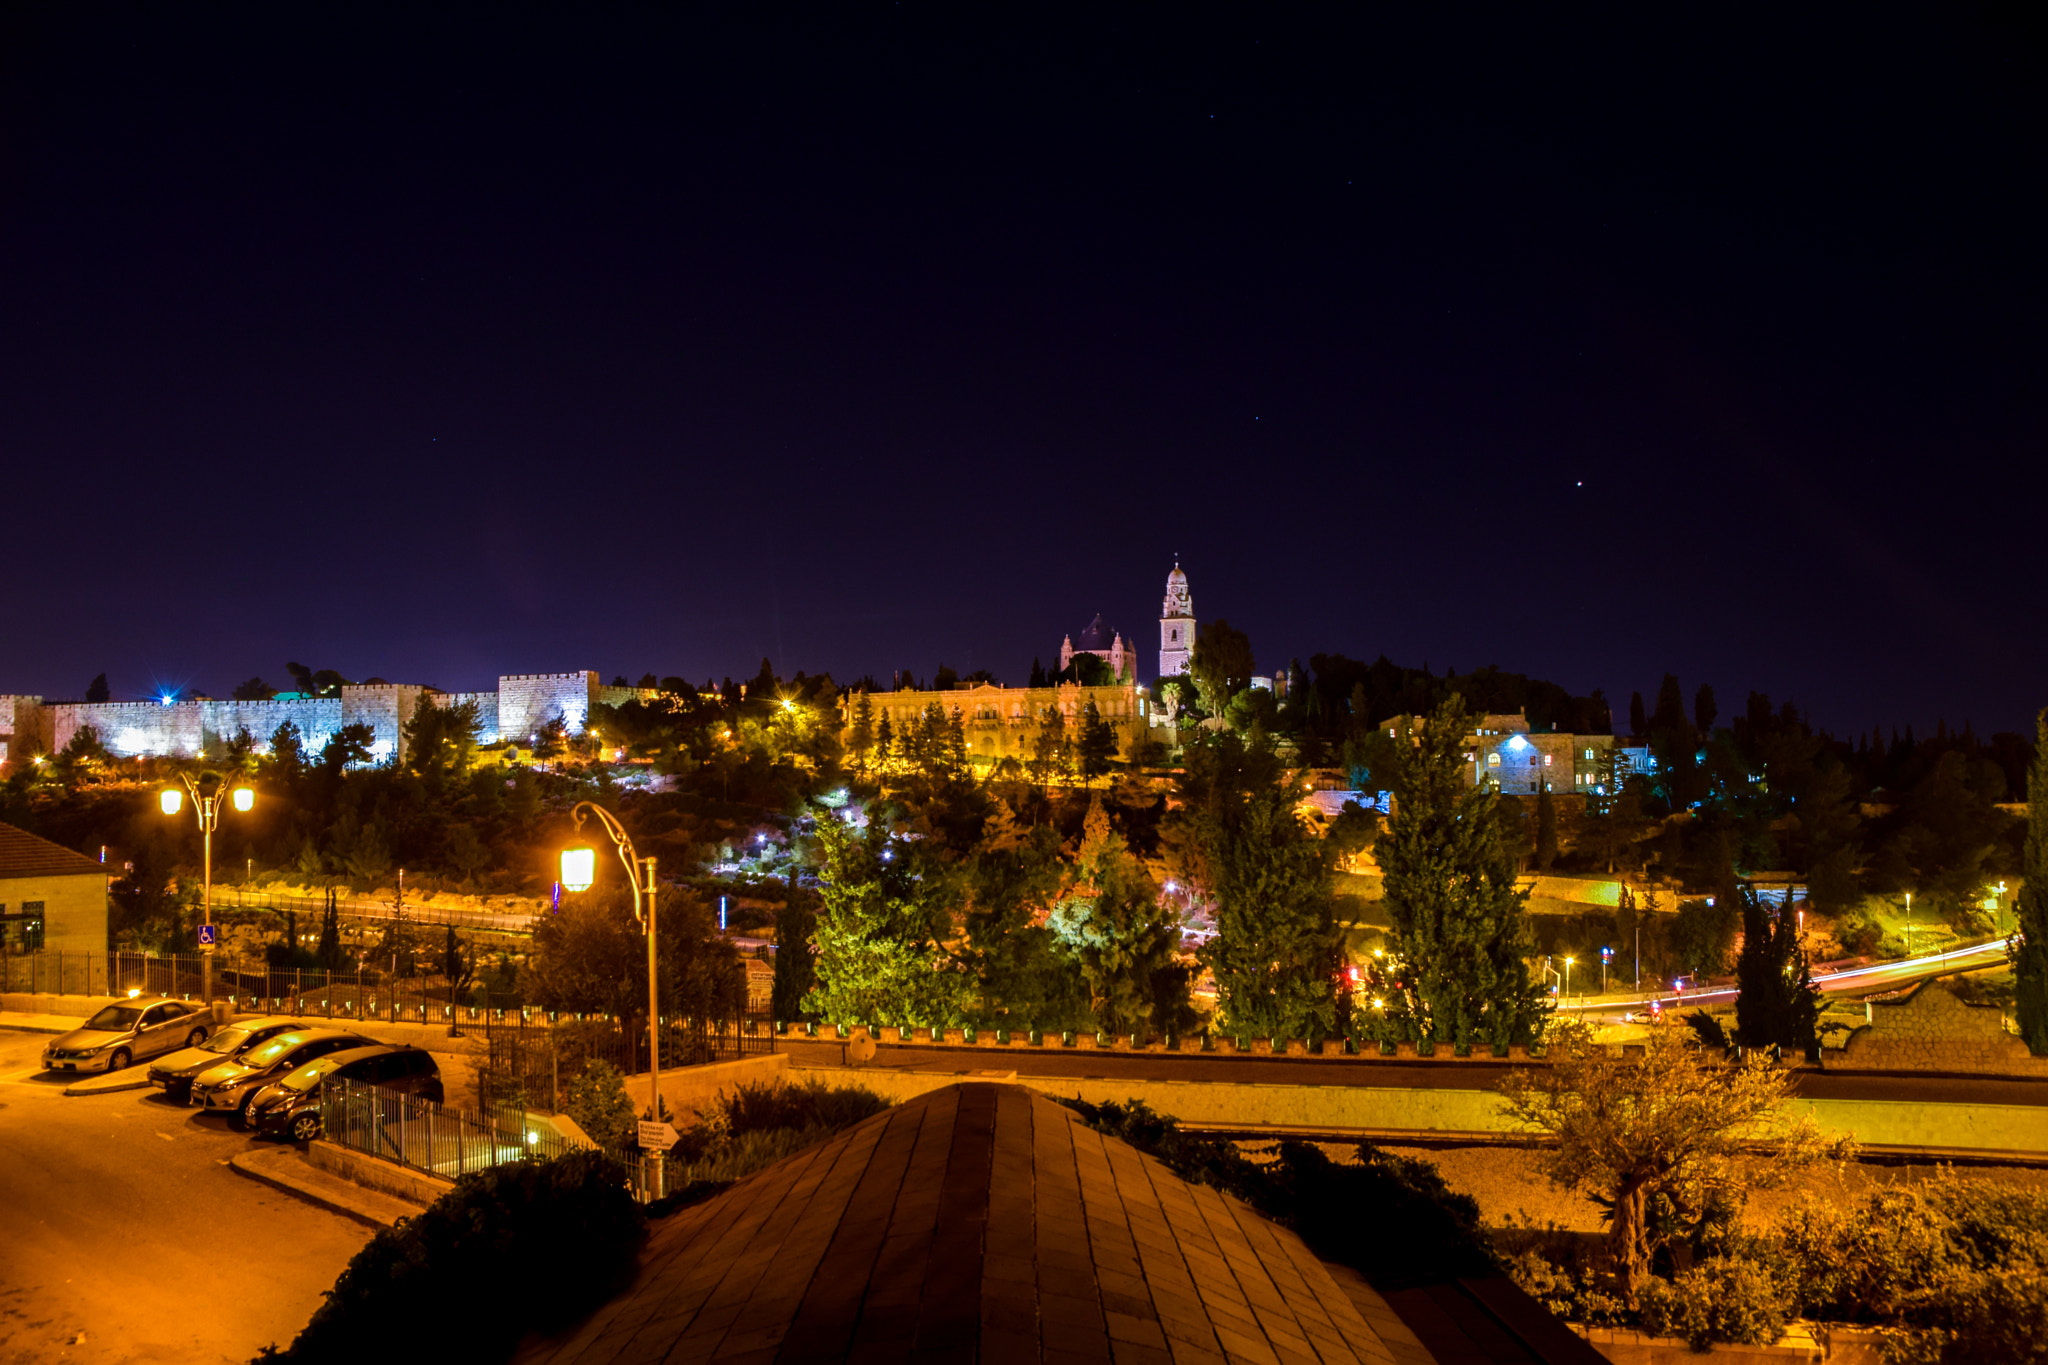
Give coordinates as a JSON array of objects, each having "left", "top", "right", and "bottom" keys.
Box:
[
  {"left": 637, "top": 1120, "right": 679, "bottom": 1152},
  {"left": 197, "top": 924, "right": 217, "bottom": 949}
]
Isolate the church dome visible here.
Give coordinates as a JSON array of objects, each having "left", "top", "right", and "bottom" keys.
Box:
[
  {"left": 1167, "top": 562, "right": 1186, "bottom": 586},
  {"left": 1073, "top": 613, "right": 1115, "bottom": 651}
]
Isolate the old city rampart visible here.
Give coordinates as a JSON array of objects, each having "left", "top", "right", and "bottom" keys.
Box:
[{"left": 0, "top": 671, "right": 658, "bottom": 766}]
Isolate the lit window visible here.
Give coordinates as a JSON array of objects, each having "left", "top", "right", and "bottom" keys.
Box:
[
  {"left": 1585, "top": 748, "right": 1593, "bottom": 760},
  {"left": 1544, "top": 755, "right": 1552, "bottom": 766},
  {"left": 1487, "top": 753, "right": 1501, "bottom": 767}
]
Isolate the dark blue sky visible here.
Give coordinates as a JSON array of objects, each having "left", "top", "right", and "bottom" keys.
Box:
[{"left": 3, "top": 5, "right": 2042, "bottom": 736}]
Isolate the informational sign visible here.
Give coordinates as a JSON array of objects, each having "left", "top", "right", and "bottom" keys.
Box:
[
  {"left": 637, "top": 1120, "right": 679, "bottom": 1151},
  {"left": 197, "top": 924, "right": 217, "bottom": 948}
]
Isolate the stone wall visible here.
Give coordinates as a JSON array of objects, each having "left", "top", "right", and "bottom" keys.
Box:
[
  {"left": 497, "top": 671, "right": 600, "bottom": 741},
  {"left": 1838, "top": 980, "right": 2048, "bottom": 1077},
  {"left": 0, "top": 695, "right": 49, "bottom": 764}
]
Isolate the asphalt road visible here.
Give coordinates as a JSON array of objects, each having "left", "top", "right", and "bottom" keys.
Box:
[
  {"left": 0, "top": 1033, "right": 373, "bottom": 1365},
  {"left": 779, "top": 1039, "right": 2048, "bottom": 1108}
]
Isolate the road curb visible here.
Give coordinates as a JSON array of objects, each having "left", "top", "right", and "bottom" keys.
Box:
[
  {"left": 229, "top": 1148, "right": 418, "bottom": 1229},
  {"left": 0, "top": 1021, "right": 73, "bottom": 1034},
  {"left": 63, "top": 1072, "right": 152, "bottom": 1096}
]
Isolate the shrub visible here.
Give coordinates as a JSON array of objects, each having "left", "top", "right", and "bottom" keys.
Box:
[
  {"left": 708, "top": 1078, "right": 890, "bottom": 1139},
  {"left": 255, "top": 1151, "right": 644, "bottom": 1364},
  {"left": 1635, "top": 1257, "right": 1791, "bottom": 1349},
  {"left": 561, "top": 1059, "right": 637, "bottom": 1149}
]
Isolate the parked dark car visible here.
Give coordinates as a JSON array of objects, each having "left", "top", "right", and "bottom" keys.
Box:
[
  {"left": 249, "top": 1044, "right": 444, "bottom": 1142},
  {"left": 146, "top": 1016, "right": 310, "bottom": 1101},
  {"left": 43, "top": 999, "right": 210, "bottom": 1073},
  {"left": 189, "top": 1028, "right": 377, "bottom": 1128}
]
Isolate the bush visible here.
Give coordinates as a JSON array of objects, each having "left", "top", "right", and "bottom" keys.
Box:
[
  {"left": 708, "top": 1078, "right": 890, "bottom": 1140},
  {"left": 1635, "top": 1257, "right": 1791, "bottom": 1349},
  {"left": 562, "top": 1059, "right": 637, "bottom": 1149},
  {"left": 255, "top": 1151, "right": 644, "bottom": 1364}
]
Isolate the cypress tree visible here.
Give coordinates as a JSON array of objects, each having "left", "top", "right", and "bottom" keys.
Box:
[
  {"left": 803, "top": 807, "right": 960, "bottom": 1027},
  {"left": 846, "top": 692, "right": 875, "bottom": 773},
  {"left": 1734, "top": 887, "right": 1819, "bottom": 1053},
  {"left": 1535, "top": 783, "right": 1559, "bottom": 870},
  {"left": 1629, "top": 691, "right": 1646, "bottom": 737},
  {"left": 1376, "top": 696, "right": 1549, "bottom": 1050},
  {"left": 1051, "top": 796, "right": 1186, "bottom": 1036},
  {"left": 2016, "top": 710, "right": 2048, "bottom": 1054},
  {"left": 771, "top": 884, "right": 818, "bottom": 1024}
]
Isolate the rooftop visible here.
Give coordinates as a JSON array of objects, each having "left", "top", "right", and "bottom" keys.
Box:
[{"left": 0, "top": 822, "right": 107, "bottom": 882}]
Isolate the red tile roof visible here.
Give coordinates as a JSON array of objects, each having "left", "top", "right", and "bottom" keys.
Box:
[{"left": 0, "top": 823, "right": 108, "bottom": 881}]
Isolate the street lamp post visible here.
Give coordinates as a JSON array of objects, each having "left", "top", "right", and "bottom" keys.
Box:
[
  {"left": 1563, "top": 956, "right": 1575, "bottom": 1008},
  {"left": 1904, "top": 892, "right": 1913, "bottom": 957},
  {"left": 160, "top": 774, "right": 253, "bottom": 1009},
  {"left": 560, "top": 801, "right": 664, "bottom": 1199}
]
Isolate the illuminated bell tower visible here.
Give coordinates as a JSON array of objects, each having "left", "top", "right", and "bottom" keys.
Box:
[{"left": 1159, "top": 562, "right": 1193, "bottom": 678}]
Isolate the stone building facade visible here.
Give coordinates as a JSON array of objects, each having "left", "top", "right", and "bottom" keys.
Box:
[
  {"left": 1057, "top": 615, "right": 1130, "bottom": 680},
  {"left": 848, "top": 681, "right": 1151, "bottom": 765},
  {"left": 0, "top": 822, "right": 109, "bottom": 955},
  {"left": 1376, "top": 709, "right": 1644, "bottom": 796},
  {"left": 0, "top": 671, "right": 660, "bottom": 769}
]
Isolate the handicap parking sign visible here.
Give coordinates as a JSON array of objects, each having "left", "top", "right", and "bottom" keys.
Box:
[{"left": 197, "top": 924, "right": 217, "bottom": 947}]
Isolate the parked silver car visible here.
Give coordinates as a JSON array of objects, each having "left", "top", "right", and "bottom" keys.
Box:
[
  {"left": 42, "top": 999, "right": 211, "bottom": 1073},
  {"left": 147, "top": 1015, "right": 311, "bottom": 1101}
]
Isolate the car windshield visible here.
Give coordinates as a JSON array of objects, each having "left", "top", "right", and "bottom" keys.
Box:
[
  {"left": 201, "top": 1027, "right": 254, "bottom": 1054},
  {"left": 282, "top": 1057, "right": 350, "bottom": 1092},
  {"left": 240, "top": 1035, "right": 308, "bottom": 1068},
  {"left": 84, "top": 1006, "right": 142, "bottom": 1031}
]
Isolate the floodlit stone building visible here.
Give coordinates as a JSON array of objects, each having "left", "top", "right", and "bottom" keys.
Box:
[{"left": 848, "top": 681, "right": 1150, "bottom": 766}]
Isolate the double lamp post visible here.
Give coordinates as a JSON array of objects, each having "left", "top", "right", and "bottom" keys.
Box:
[
  {"left": 159, "top": 773, "right": 253, "bottom": 1010},
  {"left": 559, "top": 801, "right": 667, "bottom": 1200}
]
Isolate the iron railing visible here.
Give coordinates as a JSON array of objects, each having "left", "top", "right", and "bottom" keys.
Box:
[{"left": 319, "top": 1078, "right": 655, "bottom": 1198}]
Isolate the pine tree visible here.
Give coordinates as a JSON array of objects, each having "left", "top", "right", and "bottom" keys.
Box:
[
  {"left": 1077, "top": 700, "right": 1118, "bottom": 779},
  {"left": 1377, "top": 696, "right": 1549, "bottom": 1050},
  {"left": 1029, "top": 658, "right": 1047, "bottom": 688},
  {"left": 1694, "top": 683, "right": 1718, "bottom": 735},
  {"left": 846, "top": 692, "right": 875, "bottom": 773},
  {"left": 1049, "top": 796, "right": 1187, "bottom": 1036},
  {"left": 85, "top": 672, "right": 110, "bottom": 703},
  {"left": 962, "top": 800, "right": 1089, "bottom": 1031},
  {"left": 1629, "top": 691, "right": 1647, "bottom": 737},
  {"left": 1031, "top": 704, "right": 1069, "bottom": 784},
  {"left": 2015, "top": 709, "right": 2048, "bottom": 1054},
  {"left": 1734, "top": 888, "right": 1820, "bottom": 1054},
  {"left": 803, "top": 807, "right": 961, "bottom": 1027},
  {"left": 874, "top": 713, "right": 894, "bottom": 772},
  {"left": 771, "top": 888, "right": 818, "bottom": 1023},
  {"left": 1188, "top": 743, "right": 1341, "bottom": 1042}
]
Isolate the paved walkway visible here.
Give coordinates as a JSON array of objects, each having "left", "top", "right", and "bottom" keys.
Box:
[{"left": 231, "top": 1146, "right": 424, "bottom": 1228}]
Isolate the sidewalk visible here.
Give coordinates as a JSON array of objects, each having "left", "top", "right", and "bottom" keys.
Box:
[{"left": 229, "top": 1146, "right": 424, "bottom": 1228}]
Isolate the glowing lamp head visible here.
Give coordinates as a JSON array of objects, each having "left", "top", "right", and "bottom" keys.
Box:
[
  {"left": 231, "top": 787, "right": 254, "bottom": 813},
  {"left": 159, "top": 789, "right": 183, "bottom": 816},
  {"left": 560, "top": 846, "right": 596, "bottom": 893}
]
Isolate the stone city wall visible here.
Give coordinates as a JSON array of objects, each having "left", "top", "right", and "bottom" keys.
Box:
[
  {"left": 0, "top": 695, "right": 50, "bottom": 764},
  {"left": 7, "top": 669, "right": 633, "bottom": 768},
  {"left": 497, "top": 671, "right": 600, "bottom": 742}
]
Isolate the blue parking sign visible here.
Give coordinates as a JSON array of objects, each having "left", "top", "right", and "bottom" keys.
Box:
[{"left": 197, "top": 924, "right": 217, "bottom": 947}]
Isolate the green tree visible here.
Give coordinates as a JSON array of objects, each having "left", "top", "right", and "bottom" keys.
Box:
[
  {"left": 845, "top": 692, "right": 875, "bottom": 774},
  {"left": 1498, "top": 1020, "right": 1853, "bottom": 1306},
  {"left": 315, "top": 892, "right": 345, "bottom": 972},
  {"left": 1733, "top": 889, "right": 1820, "bottom": 1053},
  {"left": 561, "top": 1058, "right": 638, "bottom": 1149},
  {"left": 1030, "top": 704, "right": 1071, "bottom": 785},
  {"left": 803, "top": 808, "right": 961, "bottom": 1026},
  {"left": 1375, "top": 696, "right": 1549, "bottom": 1050},
  {"left": 1076, "top": 700, "right": 1118, "bottom": 780},
  {"left": 2015, "top": 709, "right": 2048, "bottom": 1054},
  {"left": 1670, "top": 897, "right": 1739, "bottom": 979},
  {"left": 402, "top": 699, "right": 482, "bottom": 781},
  {"left": 1181, "top": 738, "right": 1341, "bottom": 1041},
  {"left": 1049, "top": 796, "right": 1187, "bottom": 1036},
  {"left": 959, "top": 800, "right": 1090, "bottom": 1031},
  {"left": 771, "top": 890, "right": 817, "bottom": 1023},
  {"left": 85, "top": 672, "right": 110, "bottom": 703},
  {"left": 233, "top": 677, "right": 277, "bottom": 700},
  {"left": 1188, "top": 619, "right": 1255, "bottom": 716},
  {"left": 320, "top": 723, "right": 377, "bottom": 773}
]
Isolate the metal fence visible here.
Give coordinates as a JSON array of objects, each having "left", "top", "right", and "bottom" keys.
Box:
[
  {"left": 475, "top": 1011, "right": 777, "bottom": 1113},
  {"left": 230, "top": 886, "right": 540, "bottom": 932},
  {"left": 319, "top": 1077, "right": 654, "bottom": 1198}
]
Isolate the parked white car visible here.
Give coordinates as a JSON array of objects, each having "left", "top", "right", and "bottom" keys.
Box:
[{"left": 43, "top": 1000, "right": 211, "bottom": 1073}]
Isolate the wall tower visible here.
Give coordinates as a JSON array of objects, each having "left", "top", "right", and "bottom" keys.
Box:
[{"left": 1159, "top": 562, "right": 1194, "bottom": 678}]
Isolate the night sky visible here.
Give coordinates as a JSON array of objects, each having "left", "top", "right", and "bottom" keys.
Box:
[{"left": 4, "top": 6, "right": 2041, "bottom": 736}]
